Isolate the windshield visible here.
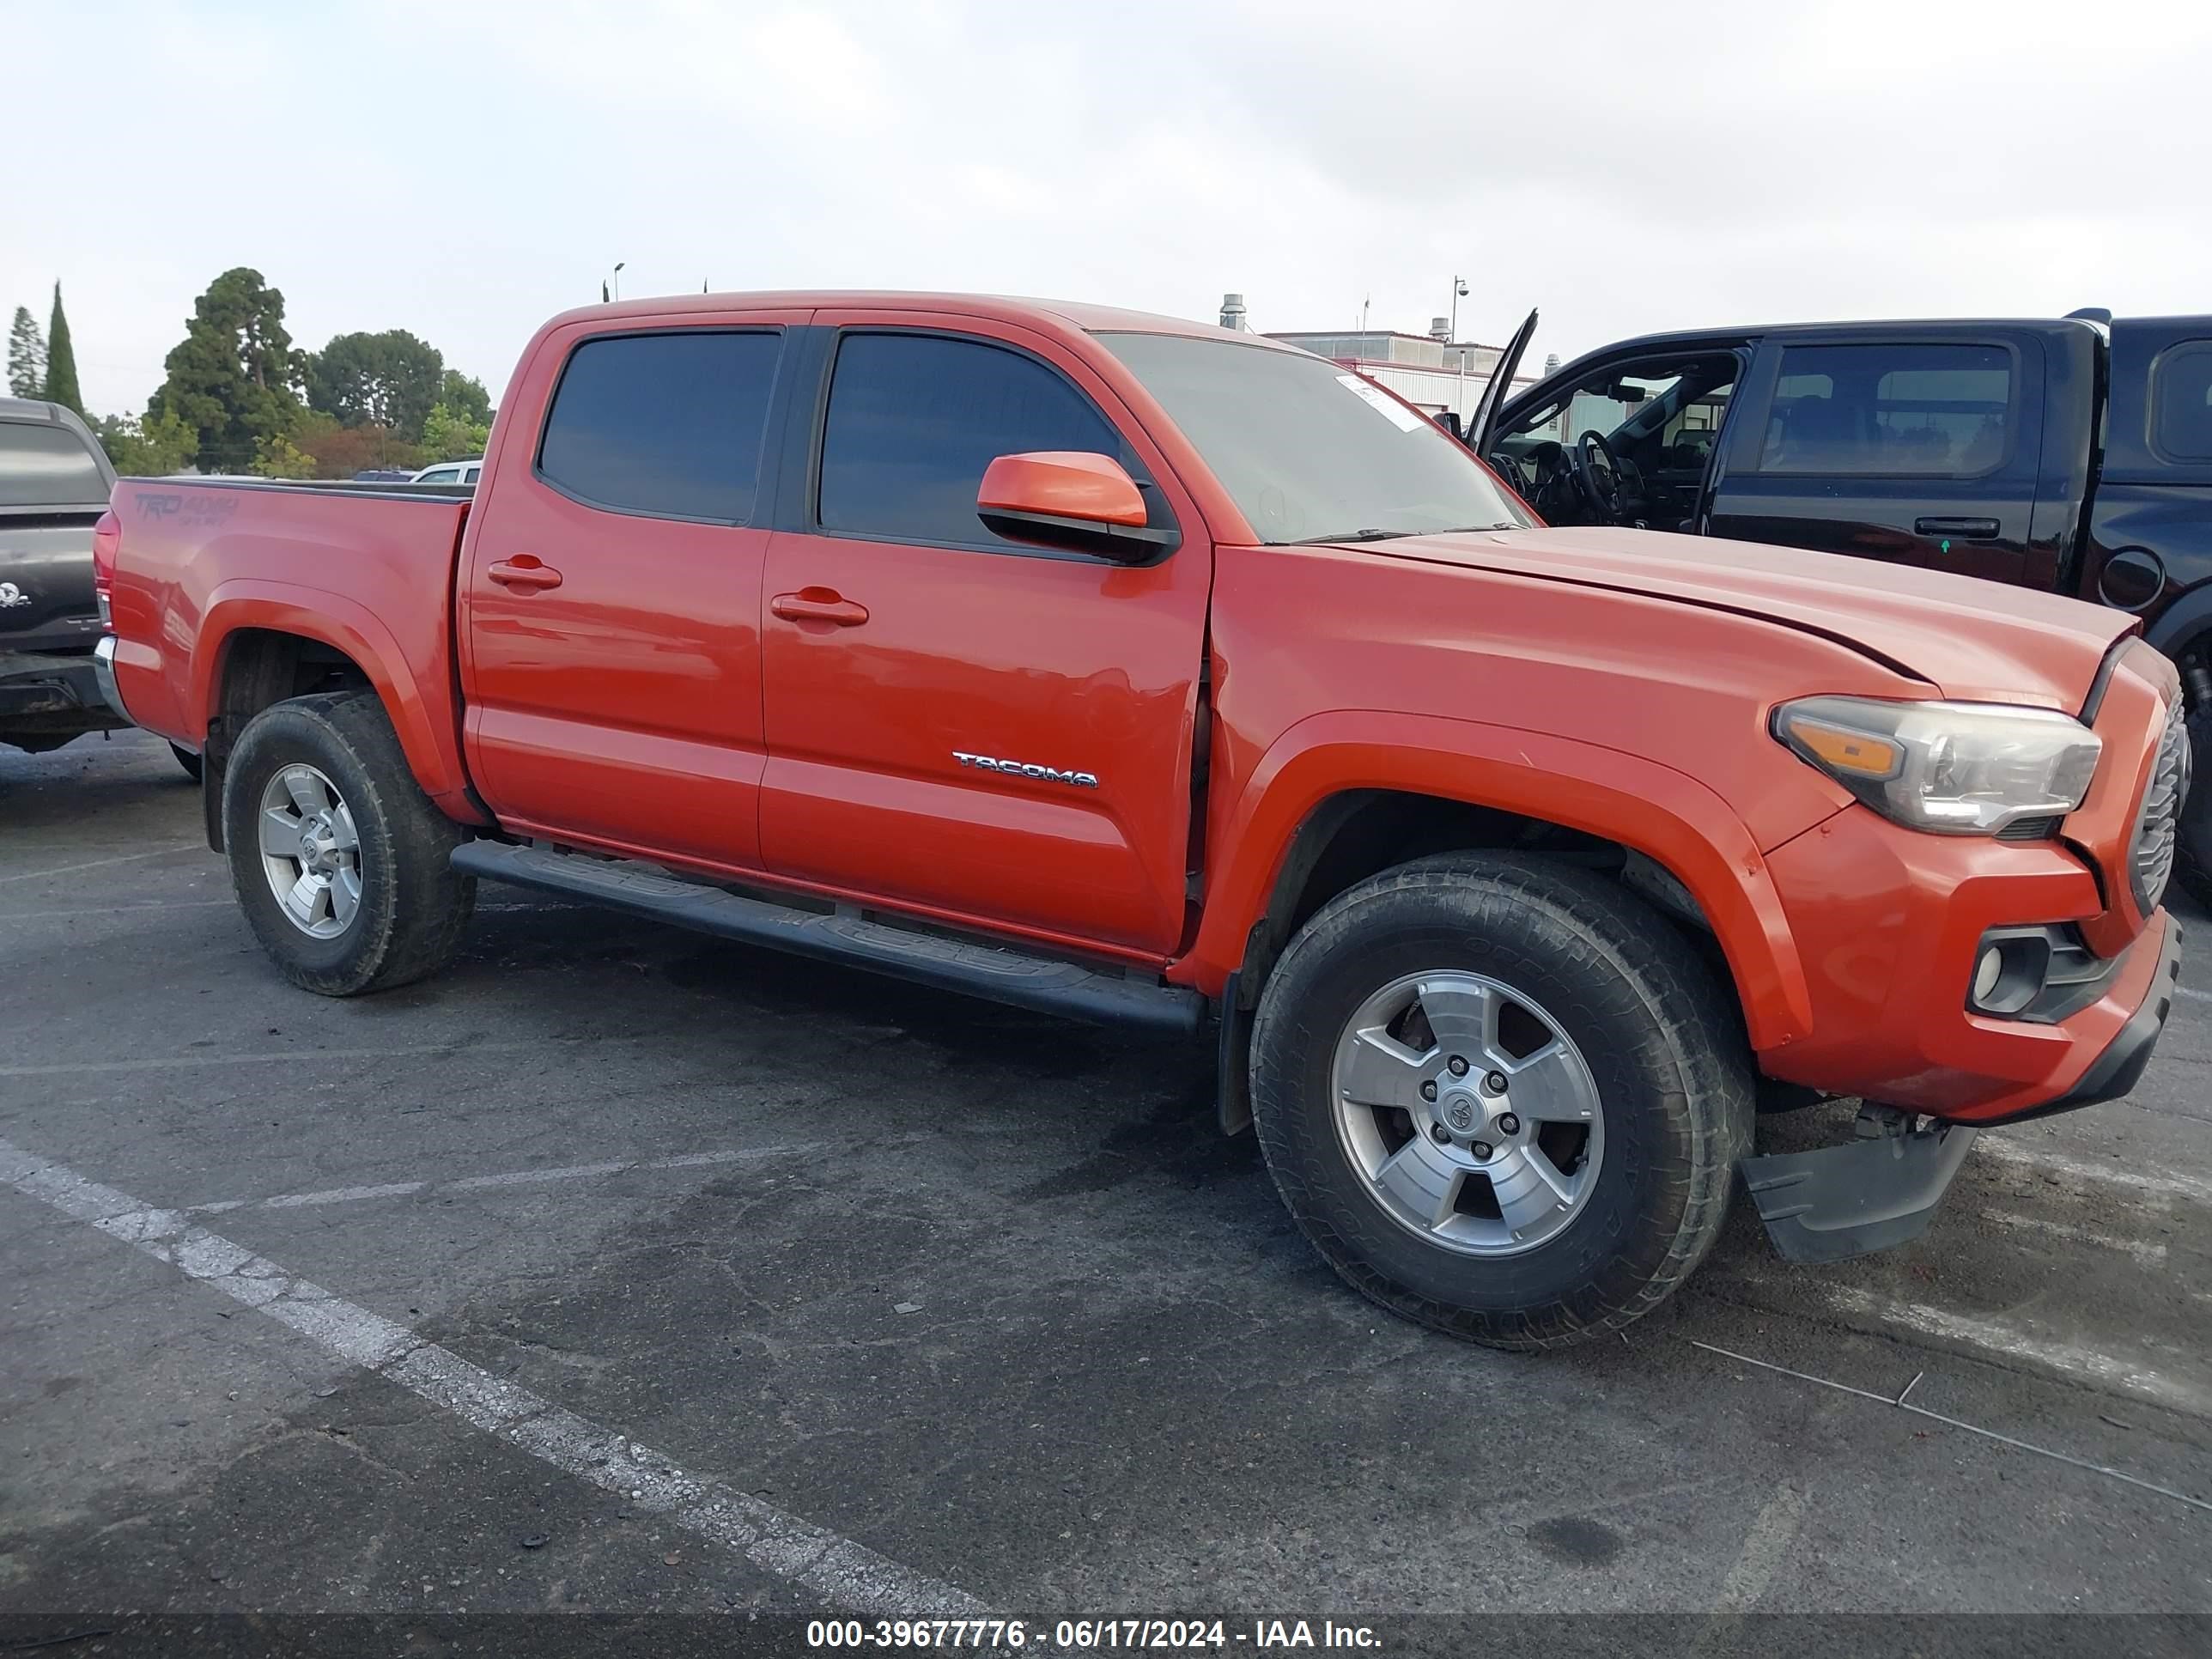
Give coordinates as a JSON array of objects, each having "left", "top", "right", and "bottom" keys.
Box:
[{"left": 1097, "top": 331, "right": 1534, "bottom": 544}]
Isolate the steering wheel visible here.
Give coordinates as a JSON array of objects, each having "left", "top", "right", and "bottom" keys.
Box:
[{"left": 1568, "top": 429, "right": 1628, "bottom": 523}]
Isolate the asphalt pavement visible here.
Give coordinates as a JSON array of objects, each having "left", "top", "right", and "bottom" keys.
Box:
[{"left": 2, "top": 731, "right": 2207, "bottom": 1649}]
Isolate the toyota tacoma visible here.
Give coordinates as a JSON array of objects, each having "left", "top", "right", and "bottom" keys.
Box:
[{"left": 94, "top": 292, "right": 2191, "bottom": 1348}]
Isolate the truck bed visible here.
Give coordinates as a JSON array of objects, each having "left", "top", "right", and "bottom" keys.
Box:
[{"left": 104, "top": 477, "right": 478, "bottom": 815}]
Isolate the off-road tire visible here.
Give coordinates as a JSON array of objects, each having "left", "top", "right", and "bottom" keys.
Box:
[
  {"left": 1249, "top": 852, "right": 1754, "bottom": 1351},
  {"left": 222, "top": 690, "right": 475, "bottom": 995},
  {"left": 2179, "top": 700, "right": 2211, "bottom": 912}
]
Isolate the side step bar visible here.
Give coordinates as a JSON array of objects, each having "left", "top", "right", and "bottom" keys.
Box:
[{"left": 451, "top": 840, "right": 1205, "bottom": 1036}]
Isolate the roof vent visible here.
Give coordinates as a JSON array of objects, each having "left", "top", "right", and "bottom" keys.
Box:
[
  {"left": 1429, "top": 316, "right": 1451, "bottom": 342},
  {"left": 1219, "top": 293, "right": 1248, "bottom": 331}
]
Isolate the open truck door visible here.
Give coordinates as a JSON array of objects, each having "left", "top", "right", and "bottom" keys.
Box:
[{"left": 1466, "top": 307, "right": 1539, "bottom": 461}]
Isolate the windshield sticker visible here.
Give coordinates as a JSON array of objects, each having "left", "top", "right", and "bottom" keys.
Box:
[{"left": 1335, "top": 374, "right": 1426, "bottom": 434}]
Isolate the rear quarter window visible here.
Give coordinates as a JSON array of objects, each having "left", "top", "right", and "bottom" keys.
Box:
[
  {"left": 2150, "top": 340, "right": 2212, "bottom": 462},
  {"left": 0, "top": 420, "right": 109, "bottom": 507}
]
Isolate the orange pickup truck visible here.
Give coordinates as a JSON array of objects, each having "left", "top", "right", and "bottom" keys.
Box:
[{"left": 94, "top": 292, "right": 2190, "bottom": 1349}]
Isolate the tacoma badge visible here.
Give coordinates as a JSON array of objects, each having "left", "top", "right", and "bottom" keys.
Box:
[{"left": 952, "top": 750, "right": 1100, "bottom": 788}]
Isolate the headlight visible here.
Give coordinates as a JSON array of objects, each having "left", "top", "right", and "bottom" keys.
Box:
[{"left": 1772, "top": 696, "right": 2101, "bottom": 836}]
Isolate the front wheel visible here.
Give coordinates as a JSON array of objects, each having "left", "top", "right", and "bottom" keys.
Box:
[
  {"left": 2179, "top": 699, "right": 2210, "bottom": 911},
  {"left": 222, "top": 690, "right": 475, "bottom": 995},
  {"left": 1249, "top": 853, "right": 1753, "bottom": 1351}
]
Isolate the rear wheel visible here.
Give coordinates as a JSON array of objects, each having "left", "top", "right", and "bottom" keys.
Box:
[
  {"left": 1249, "top": 852, "right": 1753, "bottom": 1351},
  {"left": 222, "top": 690, "right": 475, "bottom": 995}
]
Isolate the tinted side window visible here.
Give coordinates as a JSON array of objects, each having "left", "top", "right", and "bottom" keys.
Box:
[
  {"left": 2151, "top": 340, "right": 2212, "bottom": 461},
  {"left": 818, "top": 333, "right": 1122, "bottom": 547},
  {"left": 1758, "top": 343, "right": 2013, "bottom": 476},
  {"left": 0, "top": 420, "right": 109, "bottom": 507},
  {"left": 538, "top": 331, "right": 781, "bottom": 520}
]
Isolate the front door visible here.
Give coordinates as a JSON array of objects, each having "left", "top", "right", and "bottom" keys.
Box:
[
  {"left": 757, "top": 316, "right": 1211, "bottom": 958},
  {"left": 460, "top": 313, "right": 805, "bottom": 868},
  {"left": 1707, "top": 329, "right": 2051, "bottom": 587}
]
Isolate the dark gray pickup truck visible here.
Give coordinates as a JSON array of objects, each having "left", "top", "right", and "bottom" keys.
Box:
[
  {"left": 1465, "top": 308, "right": 2212, "bottom": 903},
  {"left": 0, "top": 397, "right": 144, "bottom": 761}
]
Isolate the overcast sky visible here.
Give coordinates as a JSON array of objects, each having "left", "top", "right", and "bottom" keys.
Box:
[{"left": 9, "top": 0, "right": 2209, "bottom": 418}]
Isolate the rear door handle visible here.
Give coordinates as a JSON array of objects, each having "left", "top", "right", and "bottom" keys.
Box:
[
  {"left": 1914, "top": 516, "right": 2001, "bottom": 540},
  {"left": 771, "top": 588, "right": 869, "bottom": 627},
  {"left": 487, "top": 556, "right": 563, "bottom": 591}
]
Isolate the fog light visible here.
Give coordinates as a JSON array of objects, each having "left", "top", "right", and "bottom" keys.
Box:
[
  {"left": 1968, "top": 932, "right": 2052, "bottom": 1018},
  {"left": 1973, "top": 945, "right": 2004, "bottom": 1006}
]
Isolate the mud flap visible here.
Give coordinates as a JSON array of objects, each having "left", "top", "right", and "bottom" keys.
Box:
[{"left": 1740, "top": 1121, "right": 1979, "bottom": 1265}]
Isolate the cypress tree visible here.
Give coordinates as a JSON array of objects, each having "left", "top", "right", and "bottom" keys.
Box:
[{"left": 43, "top": 282, "right": 83, "bottom": 416}]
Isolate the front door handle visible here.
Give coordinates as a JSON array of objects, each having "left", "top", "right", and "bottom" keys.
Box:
[
  {"left": 1914, "top": 516, "right": 2001, "bottom": 540},
  {"left": 770, "top": 588, "right": 870, "bottom": 627},
  {"left": 487, "top": 556, "right": 563, "bottom": 591}
]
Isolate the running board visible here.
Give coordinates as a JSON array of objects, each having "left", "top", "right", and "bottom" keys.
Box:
[{"left": 451, "top": 840, "right": 1204, "bottom": 1035}]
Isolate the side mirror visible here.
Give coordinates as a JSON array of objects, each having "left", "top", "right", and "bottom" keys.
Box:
[{"left": 976, "top": 452, "right": 1179, "bottom": 562}]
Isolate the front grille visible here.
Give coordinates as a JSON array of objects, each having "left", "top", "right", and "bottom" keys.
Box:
[{"left": 2130, "top": 694, "right": 2191, "bottom": 912}]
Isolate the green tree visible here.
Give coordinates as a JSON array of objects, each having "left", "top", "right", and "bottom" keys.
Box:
[
  {"left": 252, "top": 433, "right": 317, "bottom": 478},
  {"left": 436, "top": 368, "right": 493, "bottom": 428},
  {"left": 289, "top": 417, "right": 422, "bottom": 479},
  {"left": 418, "top": 401, "right": 490, "bottom": 463},
  {"left": 6, "top": 307, "right": 45, "bottom": 398},
  {"left": 148, "top": 267, "right": 305, "bottom": 472},
  {"left": 92, "top": 407, "right": 196, "bottom": 477},
  {"left": 305, "top": 329, "right": 445, "bottom": 441},
  {"left": 43, "top": 283, "right": 83, "bottom": 416}
]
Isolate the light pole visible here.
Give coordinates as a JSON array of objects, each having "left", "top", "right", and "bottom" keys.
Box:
[
  {"left": 1450, "top": 276, "right": 1471, "bottom": 428},
  {"left": 609, "top": 261, "right": 625, "bottom": 302}
]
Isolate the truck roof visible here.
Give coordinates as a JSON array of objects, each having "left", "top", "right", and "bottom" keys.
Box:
[{"left": 544, "top": 290, "right": 1304, "bottom": 349}]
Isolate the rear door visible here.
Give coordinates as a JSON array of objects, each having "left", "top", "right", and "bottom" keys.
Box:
[
  {"left": 2094, "top": 318, "right": 2212, "bottom": 646},
  {"left": 1706, "top": 327, "right": 2052, "bottom": 587},
  {"left": 459, "top": 310, "right": 807, "bottom": 868},
  {"left": 755, "top": 313, "right": 1211, "bottom": 957}
]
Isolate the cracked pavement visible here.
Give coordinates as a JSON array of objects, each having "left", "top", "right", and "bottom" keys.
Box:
[{"left": 3, "top": 731, "right": 2209, "bottom": 1628}]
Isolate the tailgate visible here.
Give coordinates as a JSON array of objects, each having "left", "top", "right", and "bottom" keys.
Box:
[{"left": 0, "top": 511, "right": 105, "bottom": 653}]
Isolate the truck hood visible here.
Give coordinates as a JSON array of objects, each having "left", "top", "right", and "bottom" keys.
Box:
[{"left": 1365, "top": 526, "right": 2134, "bottom": 710}]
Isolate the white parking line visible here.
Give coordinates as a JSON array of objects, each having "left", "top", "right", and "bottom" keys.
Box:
[
  {"left": 0, "top": 844, "right": 204, "bottom": 884},
  {"left": 447, "top": 1159, "right": 634, "bottom": 1191},
  {"left": 0, "top": 1037, "right": 625, "bottom": 1079},
  {"left": 181, "top": 1145, "right": 828, "bottom": 1215},
  {"left": 0, "top": 1133, "right": 990, "bottom": 1618},
  {"left": 0, "top": 899, "right": 234, "bottom": 921},
  {"left": 1976, "top": 1136, "right": 2211, "bottom": 1206},
  {"left": 1821, "top": 1285, "right": 2210, "bottom": 1418},
  {"left": 261, "top": 1182, "right": 428, "bottom": 1209},
  {"left": 0, "top": 899, "right": 578, "bottom": 922},
  {"left": 1976, "top": 1209, "right": 2171, "bottom": 1268},
  {"left": 2178, "top": 986, "right": 2209, "bottom": 1004}
]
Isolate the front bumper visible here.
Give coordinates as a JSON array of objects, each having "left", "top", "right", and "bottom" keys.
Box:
[
  {"left": 1759, "top": 803, "right": 2182, "bottom": 1123},
  {"left": 1736, "top": 916, "right": 2181, "bottom": 1264},
  {"left": 1990, "top": 915, "right": 2185, "bottom": 1124}
]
